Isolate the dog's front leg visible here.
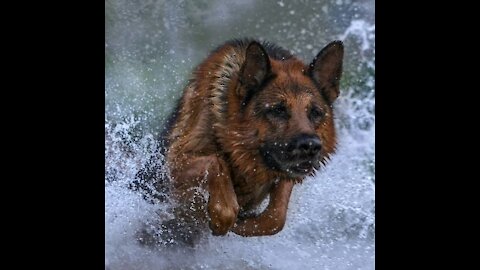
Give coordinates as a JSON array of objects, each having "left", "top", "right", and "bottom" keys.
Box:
[
  {"left": 171, "top": 155, "right": 239, "bottom": 236},
  {"left": 231, "top": 180, "right": 294, "bottom": 236},
  {"left": 205, "top": 156, "right": 240, "bottom": 235}
]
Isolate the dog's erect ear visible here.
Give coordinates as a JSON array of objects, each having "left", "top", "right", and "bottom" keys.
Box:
[
  {"left": 309, "top": 40, "right": 344, "bottom": 104},
  {"left": 237, "top": 41, "right": 271, "bottom": 103}
]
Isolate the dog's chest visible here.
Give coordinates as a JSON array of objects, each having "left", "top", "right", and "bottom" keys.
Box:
[{"left": 234, "top": 179, "right": 274, "bottom": 210}]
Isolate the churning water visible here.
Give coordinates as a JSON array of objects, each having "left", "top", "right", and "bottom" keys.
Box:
[{"left": 105, "top": 1, "right": 374, "bottom": 269}]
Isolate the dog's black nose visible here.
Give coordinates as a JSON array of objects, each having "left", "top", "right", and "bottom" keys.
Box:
[{"left": 288, "top": 134, "right": 321, "bottom": 157}]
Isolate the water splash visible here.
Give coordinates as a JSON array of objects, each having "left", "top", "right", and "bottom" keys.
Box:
[
  {"left": 339, "top": 20, "right": 375, "bottom": 52},
  {"left": 105, "top": 1, "right": 374, "bottom": 269},
  {"left": 105, "top": 87, "right": 375, "bottom": 270}
]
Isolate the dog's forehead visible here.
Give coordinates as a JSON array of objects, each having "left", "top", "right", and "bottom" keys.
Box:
[
  {"left": 271, "top": 62, "right": 317, "bottom": 90},
  {"left": 267, "top": 74, "right": 321, "bottom": 102},
  {"left": 254, "top": 59, "right": 326, "bottom": 106}
]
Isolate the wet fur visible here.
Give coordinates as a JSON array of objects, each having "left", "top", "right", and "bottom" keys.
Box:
[{"left": 144, "top": 38, "right": 343, "bottom": 245}]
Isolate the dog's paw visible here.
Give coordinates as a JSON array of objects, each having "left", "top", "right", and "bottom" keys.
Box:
[{"left": 208, "top": 198, "right": 240, "bottom": 235}]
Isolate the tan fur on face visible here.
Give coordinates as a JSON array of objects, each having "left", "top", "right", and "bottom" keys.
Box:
[{"left": 216, "top": 58, "right": 337, "bottom": 194}]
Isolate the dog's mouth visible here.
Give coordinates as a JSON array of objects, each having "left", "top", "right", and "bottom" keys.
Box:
[
  {"left": 287, "top": 161, "right": 315, "bottom": 176},
  {"left": 261, "top": 147, "right": 319, "bottom": 177}
]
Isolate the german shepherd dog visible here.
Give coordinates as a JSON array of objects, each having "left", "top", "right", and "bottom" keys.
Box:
[{"left": 137, "top": 38, "right": 343, "bottom": 246}]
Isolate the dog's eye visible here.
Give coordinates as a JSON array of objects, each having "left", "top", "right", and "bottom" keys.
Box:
[
  {"left": 309, "top": 107, "right": 324, "bottom": 121},
  {"left": 266, "top": 104, "right": 289, "bottom": 119}
]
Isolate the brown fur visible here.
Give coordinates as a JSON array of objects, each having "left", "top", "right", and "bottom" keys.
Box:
[{"left": 159, "top": 38, "right": 343, "bottom": 244}]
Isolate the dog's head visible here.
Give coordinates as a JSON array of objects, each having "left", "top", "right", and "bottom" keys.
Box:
[{"left": 227, "top": 41, "right": 343, "bottom": 179}]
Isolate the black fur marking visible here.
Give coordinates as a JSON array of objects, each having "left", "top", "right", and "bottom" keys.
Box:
[
  {"left": 264, "top": 101, "right": 290, "bottom": 120},
  {"left": 288, "top": 80, "right": 309, "bottom": 94},
  {"left": 259, "top": 144, "right": 283, "bottom": 171}
]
